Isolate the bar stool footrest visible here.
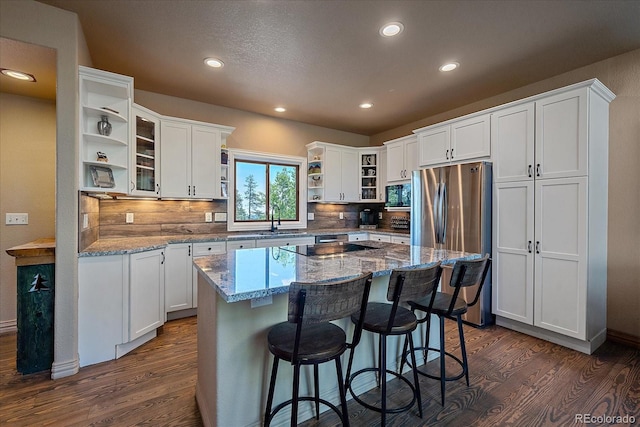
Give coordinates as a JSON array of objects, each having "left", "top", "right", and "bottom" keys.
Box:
[
  {"left": 347, "top": 367, "right": 417, "bottom": 414},
  {"left": 404, "top": 346, "right": 466, "bottom": 382}
]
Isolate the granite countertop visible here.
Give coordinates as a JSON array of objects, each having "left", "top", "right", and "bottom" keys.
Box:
[
  {"left": 79, "top": 228, "right": 410, "bottom": 256},
  {"left": 193, "top": 242, "right": 480, "bottom": 303}
]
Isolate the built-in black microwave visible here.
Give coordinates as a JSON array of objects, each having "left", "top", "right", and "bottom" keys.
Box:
[{"left": 385, "top": 183, "right": 411, "bottom": 208}]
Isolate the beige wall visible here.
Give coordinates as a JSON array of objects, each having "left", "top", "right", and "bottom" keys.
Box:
[
  {"left": 371, "top": 49, "right": 640, "bottom": 339},
  {"left": 134, "top": 90, "right": 370, "bottom": 158},
  {"left": 0, "top": 93, "right": 56, "bottom": 329}
]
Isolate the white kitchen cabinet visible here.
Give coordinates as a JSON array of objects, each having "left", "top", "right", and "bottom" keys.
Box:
[
  {"left": 160, "top": 118, "right": 234, "bottom": 199},
  {"left": 78, "top": 254, "right": 127, "bottom": 367},
  {"left": 79, "top": 66, "right": 133, "bottom": 193},
  {"left": 130, "top": 104, "right": 161, "bottom": 196},
  {"left": 359, "top": 149, "right": 383, "bottom": 202},
  {"left": 129, "top": 249, "right": 165, "bottom": 341},
  {"left": 391, "top": 235, "right": 410, "bottom": 245},
  {"left": 384, "top": 134, "right": 418, "bottom": 182},
  {"left": 492, "top": 80, "right": 614, "bottom": 354},
  {"left": 306, "top": 142, "right": 358, "bottom": 202},
  {"left": 491, "top": 102, "right": 535, "bottom": 183},
  {"left": 255, "top": 236, "right": 315, "bottom": 248},
  {"left": 368, "top": 233, "right": 391, "bottom": 243},
  {"left": 378, "top": 149, "right": 387, "bottom": 201},
  {"left": 416, "top": 114, "right": 490, "bottom": 168},
  {"left": 165, "top": 243, "right": 193, "bottom": 313},
  {"left": 348, "top": 233, "right": 369, "bottom": 242}
]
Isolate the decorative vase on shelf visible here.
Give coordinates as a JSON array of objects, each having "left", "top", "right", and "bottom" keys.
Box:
[{"left": 97, "top": 115, "right": 112, "bottom": 136}]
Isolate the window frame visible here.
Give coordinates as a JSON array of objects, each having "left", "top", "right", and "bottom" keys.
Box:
[{"left": 227, "top": 149, "right": 307, "bottom": 232}]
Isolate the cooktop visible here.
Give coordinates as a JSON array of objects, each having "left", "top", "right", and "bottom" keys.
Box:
[{"left": 281, "top": 242, "right": 376, "bottom": 257}]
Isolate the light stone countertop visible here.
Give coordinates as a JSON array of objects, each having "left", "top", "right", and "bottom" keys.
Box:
[
  {"left": 78, "top": 228, "right": 410, "bottom": 256},
  {"left": 193, "top": 242, "right": 480, "bottom": 303}
]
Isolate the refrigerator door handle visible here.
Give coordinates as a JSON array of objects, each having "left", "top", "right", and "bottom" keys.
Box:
[
  {"left": 433, "top": 184, "right": 441, "bottom": 243},
  {"left": 441, "top": 182, "right": 448, "bottom": 243}
]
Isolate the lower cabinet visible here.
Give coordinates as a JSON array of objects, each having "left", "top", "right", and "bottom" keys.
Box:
[
  {"left": 348, "top": 233, "right": 369, "bottom": 242},
  {"left": 255, "top": 236, "right": 315, "bottom": 248},
  {"left": 391, "top": 235, "right": 410, "bottom": 245},
  {"left": 165, "top": 243, "right": 193, "bottom": 313},
  {"left": 369, "top": 233, "right": 391, "bottom": 243},
  {"left": 78, "top": 249, "right": 165, "bottom": 367}
]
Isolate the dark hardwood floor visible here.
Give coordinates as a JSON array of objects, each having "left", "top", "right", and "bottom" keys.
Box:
[{"left": 1, "top": 316, "right": 638, "bottom": 426}]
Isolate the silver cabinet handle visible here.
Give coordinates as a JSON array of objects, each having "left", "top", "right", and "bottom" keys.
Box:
[
  {"left": 536, "top": 164, "right": 541, "bottom": 177},
  {"left": 450, "top": 148, "right": 454, "bottom": 159},
  {"left": 446, "top": 149, "right": 449, "bottom": 160},
  {"left": 528, "top": 241, "right": 532, "bottom": 253},
  {"left": 535, "top": 241, "right": 540, "bottom": 254},
  {"left": 131, "top": 181, "right": 135, "bottom": 192},
  {"left": 161, "top": 251, "right": 165, "bottom": 264},
  {"left": 156, "top": 183, "right": 160, "bottom": 195},
  {"left": 193, "top": 185, "right": 196, "bottom": 196},
  {"left": 188, "top": 185, "right": 191, "bottom": 196},
  {"left": 528, "top": 165, "right": 533, "bottom": 178}
]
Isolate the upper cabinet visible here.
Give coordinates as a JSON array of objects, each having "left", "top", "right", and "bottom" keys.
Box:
[
  {"left": 79, "top": 66, "right": 133, "bottom": 193},
  {"left": 359, "top": 148, "right": 383, "bottom": 202},
  {"left": 130, "top": 104, "right": 160, "bottom": 196},
  {"left": 306, "top": 142, "right": 358, "bottom": 202},
  {"left": 160, "top": 118, "right": 234, "bottom": 199},
  {"left": 491, "top": 102, "right": 535, "bottom": 183},
  {"left": 415, "top": 113, "right": 490, "bottom": 168},
  {"left": 384, "top": 135, "right": 418, "bottom": 182}
]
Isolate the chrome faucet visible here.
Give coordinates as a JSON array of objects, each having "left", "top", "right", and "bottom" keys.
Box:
[{"left": 270, "top": 205, "right": 281, "bottom": 232}]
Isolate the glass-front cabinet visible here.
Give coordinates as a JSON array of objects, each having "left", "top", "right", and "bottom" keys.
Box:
[
  {"left": 360, "top": 150, "right": 379, "bottom": 201},
  {"left": 130, "top": 104, "right": 160, "bottom": 196}
]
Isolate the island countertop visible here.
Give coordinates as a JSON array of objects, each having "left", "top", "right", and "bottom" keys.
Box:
[{"left": 193, "top": 241, "right": 480, "bottom": 303}]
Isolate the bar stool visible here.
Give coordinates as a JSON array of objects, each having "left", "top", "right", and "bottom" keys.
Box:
[
  {"left": 264, "top": 272, "right": 373, "bottom": 427},
  {"left": 402, "top": 254, "right": 491, "bottom": 406},
  {"left": 345, "top": 263, "right": 442, "bottom": 426}
]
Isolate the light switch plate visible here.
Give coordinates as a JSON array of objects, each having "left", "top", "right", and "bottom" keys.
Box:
[
  {"left": 307, "top": 212, "right": 314, "bottom": 220},
  {"left": 339, "top": 212, "right": 344, "bottom": 220},
  {"left": 125, "top": 212, "right": 134, "bottom": 223},
  {"left": 205, "top": 212, "right": 213, "bottom": 222},
  {"left": 5, "top": 213, "right": 28, "bottom": 225},
  {"left": 82, "top": 214, "right": 89, "bottom": 229},
  {"left": 214, "top": 212, "right": 227, "bottom": 222}
]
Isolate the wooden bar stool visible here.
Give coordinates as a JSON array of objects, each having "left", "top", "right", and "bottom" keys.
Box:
[
  {"left": 344, "top": 263, "right": 442, "bottom": 426},
  {"left": 264, "top": 272, "right": 373, "bottom": 427},
  {"left": 402, "top": 254, "right": 491, "bottom": 406}
]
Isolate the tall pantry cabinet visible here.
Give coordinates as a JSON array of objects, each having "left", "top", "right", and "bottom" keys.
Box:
[{"left": 491, "top": 80, "right": 615, "bottom": 354}]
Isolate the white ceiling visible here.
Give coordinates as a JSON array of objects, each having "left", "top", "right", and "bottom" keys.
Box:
[{"left": 6, "top": 1, "right": 640, "bottom": 135}]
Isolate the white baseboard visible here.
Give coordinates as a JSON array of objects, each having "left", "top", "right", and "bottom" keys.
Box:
[
  {"left": 0, "top": 319, "right": 17, "bottom": 334},
  {"left": 51, "top": 357, "right": 80, "bottom": 379}
]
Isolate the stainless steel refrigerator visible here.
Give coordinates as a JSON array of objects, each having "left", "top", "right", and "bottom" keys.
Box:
[{"left": 410, "top": 161, "right": 493, "bottom": 327}]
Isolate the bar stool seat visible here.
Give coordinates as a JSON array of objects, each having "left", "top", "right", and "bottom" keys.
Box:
[
  {"left": 268, "top": 322, "right": 346, "bottom": 362},
  {"left": 357, "top": 302, "right": 418, "bottom": 333}
]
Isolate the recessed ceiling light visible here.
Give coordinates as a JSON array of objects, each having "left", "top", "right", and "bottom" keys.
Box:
[
  {"left": 274, "top": 107, "right": 286, "bottom": 113},
  {"left": 380, "top": 22, "right": 404, "bottom": 37},
  {"left": 439, "top": 62, "right": 460, "bottom": 72},
  {"left": 204, "top": 57, "right": 224, "bottom": 68},
  {"left": 1, "top": 68, "right": 36, "bottom": 82},
  {"left": 359, "top": 102, "right": 373, "bottom": 109}
]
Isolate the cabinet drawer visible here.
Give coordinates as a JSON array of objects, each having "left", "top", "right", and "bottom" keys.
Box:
[
  {"left": 348, "top": 233, "right": 369, "bottom": 242},
  {"left": 255, "top": 236, "right": 315, "bottom": 248},
  {"left": 368, "top": 233, "right": 391, "bottom": 243},
  {"left": 193, "top": 242, "right": 226, "bottom": 257},
  {"left": 226, "top": 239, "right": 256, "bottom": 251},
  {"left": 391, "top": 236, "right": 410, "bottom": 245}
]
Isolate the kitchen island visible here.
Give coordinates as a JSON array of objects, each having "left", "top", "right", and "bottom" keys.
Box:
[{"left": 194, "top": 241, "right": 480, "bottom": 427}]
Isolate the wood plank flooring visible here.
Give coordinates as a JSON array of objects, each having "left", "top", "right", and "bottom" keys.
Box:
[{"left": 1, "top": 316, "right": 638, "bottom": 426}]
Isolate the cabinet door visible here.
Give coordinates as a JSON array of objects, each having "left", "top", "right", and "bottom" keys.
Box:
[
  {"left": 535, "top": 88, "right": 588, "bottom": 179},
  {"left": 341, "top": 148, "right": 359, "bottom": 201},
  {"left": 534, "top": 177, "right": 587, "bottom": 339},
  {"left": 129, "top": 249, "right": 165, "bottom": 341},
  {"left": 404, "top": 137, "right": 419, "bottom": 179},
  {"left": 191, "top": 125, "right": 219, "bottom": 199},
  {"left": 491, "top": 103, "right": 535, "bottom": 183},
  {"left": 386, "top": 141, "right": 405, "bottom": 182},
  {"left": 417, "top": 125, "right": 450, "bottom": 167},
  {"left": 451, "top": 114, "right": 491, "bottom": 163},
  {"left": 378, "top": 149, "right": 387, "bottom": 201},
  {"left": 131, "top": 106, "right": 160, "bottom": 196},
  {"left": 492, "top": 181, "right": 534, "bottom": 324},
  {"left": 160, "top": 121, "right": 191, "bottom": 198},
  {"left": 164, "top": 244, "right": 193, "bottom": 312},
  {"left": 323, "top": 145, "right": 343, "bottom": 201}
]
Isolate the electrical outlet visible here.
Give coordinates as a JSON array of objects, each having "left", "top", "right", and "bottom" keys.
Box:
[
  {"left": 339, "top": 212, "right": 344, "bottom": 220},
  {"left": 125, "top": 212, "right": 134, "bottom": 223},
  {"left": 5, "top": 213, "right": 28, "bottom": 225},
  {"left": 307, "top": 212, "right": 315, "bottom": 220},
  {"left": 214, "top": 212, "right": 227, "bottom": 222},
  {"left": 82, "top": 214, "right": 89, "bottom": 229},
  {"left": 378, "top": 212, "right": 383, "bottom": 220},
  {"left": 205, "top": 212, "right": 213, "bottom": 222}
]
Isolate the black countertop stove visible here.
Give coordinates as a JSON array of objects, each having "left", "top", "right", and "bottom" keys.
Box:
[{"left": 281, "top": 242, "right": 376, "bottom": 257}]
